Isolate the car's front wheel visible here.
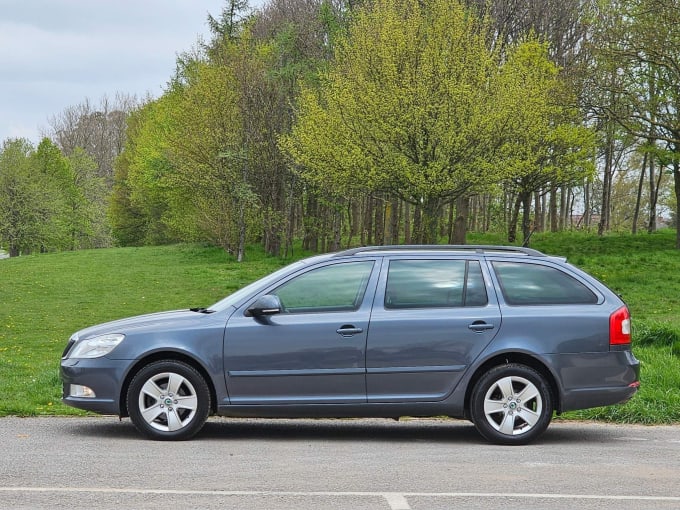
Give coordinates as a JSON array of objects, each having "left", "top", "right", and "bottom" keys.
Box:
[
  {"left": 470, "top": 363, "right": 553, "bottom": 445},
  {"left": 127, "top": 360, "right": 210, "bottom": 440}
]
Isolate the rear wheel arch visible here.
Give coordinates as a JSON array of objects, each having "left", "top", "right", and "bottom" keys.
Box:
[
  {"left": 464, "top": 352, "right": 561, "bottom": 417},
  {"left": 119, "top": 352, "right": 217, "bottom": 418}
]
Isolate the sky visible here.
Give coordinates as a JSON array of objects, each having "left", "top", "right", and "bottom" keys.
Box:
[{"left": 0, "top": 0, "right": 260, "bottom": 145}]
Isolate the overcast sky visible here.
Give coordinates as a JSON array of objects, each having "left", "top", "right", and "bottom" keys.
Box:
[{"left": 0, "top": 0, "right": 260, "bottom": 145}]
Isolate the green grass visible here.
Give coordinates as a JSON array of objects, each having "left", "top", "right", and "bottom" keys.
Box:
[{"left": 1, "top": 231, "right": 679, "bottom": 424}]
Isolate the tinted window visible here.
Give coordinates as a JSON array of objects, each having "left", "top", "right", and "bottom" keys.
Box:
[
  {"left": 385, "top": 259, "right": 488, "bottom": 309},
  {"left": 273, "top": 261, "right": 374, "bottom": 313},
  {"left": 492, "top": 261, "right": 598, "bottom": 305}
]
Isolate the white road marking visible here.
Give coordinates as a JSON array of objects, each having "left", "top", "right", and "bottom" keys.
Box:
[
  {"left": 2, "top": 488, "right": 680, "bottom": 505},
  {"left": 383, "top": 492, "right": 412, "bottom": 509}
]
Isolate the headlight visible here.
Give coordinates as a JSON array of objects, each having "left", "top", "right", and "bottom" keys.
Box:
[{"left": 68, "top": 334, "right": 125, "bottom": 359}]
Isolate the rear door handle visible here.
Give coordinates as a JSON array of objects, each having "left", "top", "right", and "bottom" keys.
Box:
[
  {"left": 468, "top": 321, "right": 495, "bottom": 332},
  {"left": 336, "top": 325, "right": 363, "bottom": 337}
]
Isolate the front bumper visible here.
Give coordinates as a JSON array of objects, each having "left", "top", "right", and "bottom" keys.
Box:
[{"left": 60, "top": 357, "right": 132, "bottom": 415}]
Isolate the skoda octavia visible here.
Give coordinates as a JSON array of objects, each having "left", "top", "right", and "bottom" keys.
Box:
[{"left": 61, "top": 245, "right": 640, "bottom": 444}]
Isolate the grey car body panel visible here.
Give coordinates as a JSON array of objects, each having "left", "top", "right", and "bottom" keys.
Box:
[{"left": 61, "top": 247, "right": 640, "bottom": 428}]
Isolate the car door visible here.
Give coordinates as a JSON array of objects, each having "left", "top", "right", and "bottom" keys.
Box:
[
  {"left": 366, "top": 256, "right": 502, "bottom": 402},
  {"left": 223, "top": 259, "right": 379, "bottom": 405}
]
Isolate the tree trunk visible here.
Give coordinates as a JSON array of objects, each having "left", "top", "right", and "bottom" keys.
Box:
[
  {"left": 549, "top": 185, "right": 558, "bottom": 232},
  {"left": 560, "top": 185, "right": 568, "bottom": 230},
  {"left": 304, "top": 193, "right": 319, "bottom": 252},
  {"left": 412, "top": 204, "right": 423, "bottom": 244},
  {"left": 237, "top": 203, "right": 246, "bottom": 262},
  {"left": 364, "top": 195, "right": 373, "bottom": 246},
  {"left": 534, "top": 191, "right": 543, "bottom": 232},
  {"left": 583, "top": 179, "right": 591, "bottom": 229},
  {"left": 599, "top": 124, "right": 615, "bottom": 236},
  {"left": 521, "top": 191, "right": 532, "bottom": 245},
  {"left": 508, "top": 193, "right": 522, "bottom": 243},
  {"left": 421, "top": 197, "right": 441, "bottom": 244},
  {"left": 389, "top": 198, "right": 400, "bottom": 244},
  {"left": 374, "top": 195, "right": 385, "bottom": 245},
  {"left": 632, "top": 152, "right": 647, "bottom": 235},
  {"left": 404, "top": 202, "right": 411, "bottom": 244},
  {"left": 648, "top": 155, "right": 663, "bottom": 234},
  {"left": 452, "top": 196, "right": 469, "bottom": 244},
  {"left": 447, "top": 201, "right": 455, "bottom": 243}
]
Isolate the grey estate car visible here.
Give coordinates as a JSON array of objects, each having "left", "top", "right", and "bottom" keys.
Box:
[{"left": 61, "top": 245, "right": 640, "bottom": 445}]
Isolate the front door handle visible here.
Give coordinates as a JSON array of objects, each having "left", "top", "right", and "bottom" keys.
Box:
[
  {"left": 336, "top": 325, "right": 363, "bottom": 337},
  {"left": 468, "top": 321, "right": 495, "bottom": 332}
]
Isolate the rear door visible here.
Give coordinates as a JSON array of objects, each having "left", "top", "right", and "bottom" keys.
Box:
[{"left": 365, "top": 256, "right": 502, "bottom": 402}]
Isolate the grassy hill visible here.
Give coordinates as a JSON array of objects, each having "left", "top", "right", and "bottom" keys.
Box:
[{"left": 1, "top": 231, "right": 679, "bottom": 423}]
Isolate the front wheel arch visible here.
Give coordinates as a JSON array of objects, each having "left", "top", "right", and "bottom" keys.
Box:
[
  {"left": 119, "top": 352, "right": 217, "bottom": 418},
  {"left": 126, "top": 359, "right": 211, "bottom": 440}
]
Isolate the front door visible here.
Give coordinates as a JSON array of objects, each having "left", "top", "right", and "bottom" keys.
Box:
[{"left": 224, "top": 260, "right": 377, "bottom": 404}]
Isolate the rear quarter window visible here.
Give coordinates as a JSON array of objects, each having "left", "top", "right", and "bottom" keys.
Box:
[{"left": 492, "top": 261, "right": 598, "bottom": 305}]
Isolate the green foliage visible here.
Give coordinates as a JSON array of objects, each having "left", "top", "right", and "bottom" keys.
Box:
[
  {"left": 0, "top": 138, "right": 113, "bottom": 255},
  {"left": 282, "top": 0, "right": 592, "bottom": 244},
  {"left": 590, "top": 0, "right": 680, "bottom": 247},
  {"left": 0, "top": 139, "right": 50, "bottom": 255}
]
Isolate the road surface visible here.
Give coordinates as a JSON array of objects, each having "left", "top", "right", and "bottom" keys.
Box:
[{"left": 0, "top": 416, "right": 678, "bottom": 509}]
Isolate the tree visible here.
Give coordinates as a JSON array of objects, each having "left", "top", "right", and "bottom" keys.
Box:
[
  {"left": 67, "top": 148, "right": 111, "bottom": 248},
  {"left": 46, "top": 93, "right": 139, "bottom": 185},
  {"left": 0, "top": 139, "right": 63, "bottom": 255},
  {"left": 113, "top": 94, "right": 185, "bottom": 246},
  {"left": 0, "top": 139, "right": 40, "bottom": 256},
  {"left": 282, "top": 0, "right": 582, "bottom": 244},
  {"left": 590, "top": 0, "right": 680, "bottom": 247},
  {"left": 499, "top": 41, "right": 596, "bottom": 244},
  {"left": 282, "top": 0, "right": 504, "bottom": 243}
]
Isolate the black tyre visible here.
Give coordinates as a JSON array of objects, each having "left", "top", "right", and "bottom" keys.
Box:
[
  {"left": 470, "top": 363, "right": 553, "bottom": 445},
  {"left": 127, "top": 360, "right": 211, "bottom": 440}
]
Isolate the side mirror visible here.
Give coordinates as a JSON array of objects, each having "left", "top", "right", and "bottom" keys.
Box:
[{"left": 246, "top": 295, "right": 282, "bottom": 317}]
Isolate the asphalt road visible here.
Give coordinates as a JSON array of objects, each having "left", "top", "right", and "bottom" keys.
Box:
[{"left": 0, "top": 416, "right": 678, "bottom": 509}]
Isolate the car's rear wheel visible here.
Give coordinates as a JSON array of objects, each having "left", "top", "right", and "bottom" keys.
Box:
[
  {"left": 127, "top": 360, "right": 210, "bottom": 440},
  {"left": 470, "top": 363, "right": 553, "bottom": 445}
]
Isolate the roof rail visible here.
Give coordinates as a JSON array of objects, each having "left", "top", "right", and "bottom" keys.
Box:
[{"left": 332, "top": 244, "right": 547, "bottom": 257}]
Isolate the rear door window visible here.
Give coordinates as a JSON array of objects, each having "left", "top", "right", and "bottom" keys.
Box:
[
  {"left": 492, "top": 261, "right": 598, "bottom": 305},
  {"left": 385, "top": 259, "right": 488, "bottom": 309}
]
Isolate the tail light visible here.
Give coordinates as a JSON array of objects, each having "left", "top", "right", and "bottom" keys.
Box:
[{"left": 610, "top": 306, "right": 631, "bottom": 346}]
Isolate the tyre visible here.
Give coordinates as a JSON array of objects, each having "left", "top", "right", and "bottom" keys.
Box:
[
  {"left": 470, "top": 363, "right": 553, "bottom": 445},
  {"left": 127, "top": 360, "right": 211, "bottom": 440}
]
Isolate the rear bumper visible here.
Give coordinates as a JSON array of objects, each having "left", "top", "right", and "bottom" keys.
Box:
[{"left": 547, "top": 350, "right": 640, "bottom": 412}]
